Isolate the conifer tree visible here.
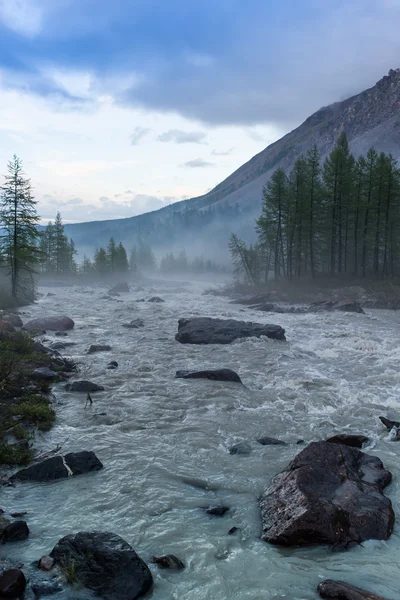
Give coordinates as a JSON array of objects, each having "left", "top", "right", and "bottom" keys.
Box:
[{"left": 0, "top": 155, "right": 40, "bottom": 301}]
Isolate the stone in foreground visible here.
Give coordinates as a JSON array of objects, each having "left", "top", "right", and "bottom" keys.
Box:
[
  {"left": 65, "top": 380, "right": 104, "bottom": 392},
  {"left": 0, "top": 568, "right": 26, "bottom": 599},
  {"left": 0, "top": 520, "right": 30, "bottom": 543},
  {"left": 176, "top": 368, "right": 242, "bottom": 383},
  {"left": 24, "top": 316, "right": 74, "bottom": 331},
  {"left": 259, "top": 441, "right": 394, "bottom": 548},
  {"left": 175, "top": 317, "right": 286, "bottom": 344},
  {"left": 318, "top": 579, "right": 389, "bottom": 599},
  {"left": 50, "top": 531, "right": 153, "bottom": 600},
  {"left": 11, "top": 451, "right": 103, "bottom": 482}
]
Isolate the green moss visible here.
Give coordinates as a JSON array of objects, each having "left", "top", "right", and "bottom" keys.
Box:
[{"left": 11, "top": 423, "right": 32, "bottom": 440}]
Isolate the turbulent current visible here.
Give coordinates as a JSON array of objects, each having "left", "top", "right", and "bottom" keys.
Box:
[{"left": 2, "top": 278, "right": 400, "bottom": 599}]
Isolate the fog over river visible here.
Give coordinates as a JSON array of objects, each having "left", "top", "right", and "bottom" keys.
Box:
[{"left": 3, "top": 279, "right": 400, "bottom": 599}]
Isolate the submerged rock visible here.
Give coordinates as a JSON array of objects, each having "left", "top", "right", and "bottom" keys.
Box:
[
  {"left": 176, "top": 368, "right": 242, "bottom": 383},
  {"left": 379, "top": 415, "right": 400, "bottom": 430},
  {"left": 0, "top": 520, "right": 30, "bottom": 543},
  {"left": 257, "top": 437, "right": 287, "bottom": 446},
  {"left": 0, "top": 568, "right": 26, "bottom": 598},
  {"left": 109, "top": 282, "right": 130, "bottom": 293},
  {"left": 123, "top": 319, "right": 145, "bottom": 329},
  {"left": 88, "top": 344, "right": 112, "bottom": 353},
  {"left": 11, "top": 451, "right": 103, "bottom": 482},
  {"left": 175, "top": 317, "right": 286, "bottom": 344},
  {"left": 205, "top": 506, "right": 230, "bottom": 517},
  {"left": 259, "top": 441, "right": 394, "bottom": 548},
  {"left": 152, "top": 555, "right": 185, "bottom": 570},
  {"left": 318, "top": 579, "right": 389, "bottom": 599},
  {"left": 229, "top": 442, "right": 252, "bottom": 455},
  {"left": 65, "top": 381, "right": 104, "bottom": 392},
  {"left": 107, "top": 361, "right": 119, "bottom": 369},
  {"left": 24, "top": 316, "right": 74, "bottom": 331},
  {"left": 50, "top": 531, "right": 153, "bottom": 600},
  {"left": 326, "top": 434, "right": 369, "bottom": 448},
  {"left": 148, "top": 296, "right": 165, "bottom": 303}
]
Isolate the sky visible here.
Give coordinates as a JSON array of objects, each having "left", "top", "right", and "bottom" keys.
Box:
[{"left": 0, "top": 0, "right": 399, "bottom": 223}]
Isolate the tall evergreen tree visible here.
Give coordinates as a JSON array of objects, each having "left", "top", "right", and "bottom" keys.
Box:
[{"left": 0, "top": 155, "right": 40, "bottom": 301}]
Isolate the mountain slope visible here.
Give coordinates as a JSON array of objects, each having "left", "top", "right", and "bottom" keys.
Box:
[{"left": 65, "top": 68, "right": 400, "bottom": 258}]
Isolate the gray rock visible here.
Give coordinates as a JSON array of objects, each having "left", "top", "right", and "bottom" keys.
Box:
[
  {"left": 109, "top": 282, "right": 130, "bottom": 293},
  {"left": 148, "top": 296, "right": 165, "bottom": 303},
  {"left": 318, "top": 579, "right": 388, "bottom": 599},
  {"left": 260, "top": 441, "right": 394, "bottom": 548},
  {"left": 152, "top": 555, "right": 185, "bottom": 570},
  {"left": 205, "top": 506, "right": 230, "bottom": 517},
  {"left": 55, "top": 331, "right": 68, "bottom": 337},
  {"left": 3, "top": 314, "right": 23, "bottom": 327},
  {"left": 65, "top": 381, "right": 104, "bottom": 392},
  {"left": 88, "top": 344, "right": 112, "bottom": 354},
  {"left": 326, "top": 434, "right": 369, "bottom": 449},
  {"left": 176, "top": 368, "right": 242, "bottom": 383},
  {"left": 24, "top": 316, "right": 74, "bottom": 332},
  {"left": 31, "top": 367, "right": 58, "bottom": 381},
  {"left": 229, "top": 442, "right": 252, "bottom": 455},
  {"left": 257, "top": 437, "right": 287, "bottom": 446},
  {"left": 175, "top": 317, "right": 286, "bottom": 344},
  {"left": 0, "top": 568, "right": 26, "bottom": 598},
  {"left": 50, "top": 531, "right": 153, "bottom": 600},
  {"left": 11, "top": 451, "right": 103, "bottom": 482},
  {"left": 122, "top": 319, "right": 145, "bottom": 329},
  {"left": 0, "top": 520, "right": 30, "bottom": 543},
  {"left": 107, "top": 361, "right": 118, "bottom": 369}
]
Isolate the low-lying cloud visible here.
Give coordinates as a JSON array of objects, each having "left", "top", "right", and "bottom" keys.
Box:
[
  {"left": 158, "top": 129, "right": 207, "bottom": 144},
  {"left": 182, "top": 158, "right": 214, "bottom": 168}
]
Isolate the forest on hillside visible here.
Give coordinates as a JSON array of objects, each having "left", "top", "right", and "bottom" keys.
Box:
[{"left": 230, "top": 133, "right": 400, "bottom": 284}]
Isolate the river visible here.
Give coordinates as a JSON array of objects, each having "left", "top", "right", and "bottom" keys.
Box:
[{"left": 2, "top": 278, "right": 400, "bottom": 599}]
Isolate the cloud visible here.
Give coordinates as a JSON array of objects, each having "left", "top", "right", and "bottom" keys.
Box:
[
  {"left": 182, "top": 158, "right": 214, "bottom": 168},
  {"left": 212, "top": 148, "right": 234, "bottom": 156},
  {"left": 130, "top": 126, "right": 151, "bottom": 145},
  {"left": 158, "top": 129, "right": 207, "bottom": 144},
  {"left": 0, "top": 0, "right": 43, "bottom": 36}
]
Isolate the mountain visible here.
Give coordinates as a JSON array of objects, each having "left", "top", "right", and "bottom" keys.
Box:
[{"left": 65, "top": 68, "right": 400, "bottom": 260}]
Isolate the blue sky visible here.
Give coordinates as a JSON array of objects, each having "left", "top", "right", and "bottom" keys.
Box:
[{"left": 0, "top": 0, "right": 399, "bottom": 222}]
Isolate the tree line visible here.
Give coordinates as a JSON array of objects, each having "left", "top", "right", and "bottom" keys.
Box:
[{"left": 231, "top": 133, "right": 400, "bottom": 283}]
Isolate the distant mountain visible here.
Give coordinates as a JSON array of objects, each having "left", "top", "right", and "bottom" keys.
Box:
[{"left": 65, "top": 68, "right": 400, "bottom": 260}]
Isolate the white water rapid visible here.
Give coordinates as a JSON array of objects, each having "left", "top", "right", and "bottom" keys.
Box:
[{"left": 2, "top": 278, "right": 400, "bottom": 599}]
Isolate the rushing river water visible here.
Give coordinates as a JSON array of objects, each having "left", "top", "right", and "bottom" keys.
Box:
[{"left": 2, "top": 278, "right": 400, "bottom": 599}]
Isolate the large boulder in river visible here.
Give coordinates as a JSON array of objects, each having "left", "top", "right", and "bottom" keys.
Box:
[
  {"left": 65, "top": 380, "right": 104, "bottom": 392},
  {"left": 318, "top": 580, "right": 388, "bottom": 600},
  {"left": 0, "top": 568, "right": 26, "bottom": 598},
  {"left": 326, "top": 434, "right": 369, "bottom": 448},
  {"left": 259, "top": 441, "right": 394, "bottom": 548},
  {"left": 109, "top": 282, "right": 130, "bottom": 294},
  {"left": 24, "top": 316, "right": 74, "bottom": 331},
  {"left": 309, "top": 300, "right": 365, "bottom": 314},
  {"left": 176, "top": 368, "right": 242, "bottom": 383},
  {"left": 50, "top": 531, "right": 153, "bottom": 600},
  {"left": 175, "top": 317, "right": 286, "bottom": 344},
  {"left": 11, "top": 451, "right": 103, "bottom": 482}
]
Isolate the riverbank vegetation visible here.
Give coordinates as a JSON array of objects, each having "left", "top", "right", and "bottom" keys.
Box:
[{"left": 230, "top": 134, "right": 400, "bottom": 285}]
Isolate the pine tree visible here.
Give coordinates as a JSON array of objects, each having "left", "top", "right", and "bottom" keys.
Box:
[
  {"left": 107, "top": 238, "right": 117, "bottom": 273},
  {"left": 115, "top": 242, "right": 129, "bottom": 272},
  {"left": 94, "top": 247, "right": 109, "bottom": 276},
  {"left": 0, "top": 155, "right": 40, "bottom": 301}
]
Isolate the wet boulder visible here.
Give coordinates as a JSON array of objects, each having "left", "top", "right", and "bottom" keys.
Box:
[
  {"left": 152, "top": 555, "right": 185, "bottom": 570},
  {"left": 257, "top": 436, "right": 287, "bottom": 446},
  {"left": 50, "top": 531, "right": 153, "bottom": 600},
  {"left": 0, "top": 568, "right": 26, "bottom": 598},
  {"left": 3, "top": 314, "right": 23, "bottom": 328},
  {"left": 24, "top": 316, "right": 74, "bottom": 332},
  {"left": 175, "top": 317, "right": 286, "bottom": 344},
  {"left": 229, "top": 442, "right": 252, "bottom": 455},
  {"left": 326, "top": 434, "right": 369, "bottom": 448},
  {"left": 88, "top": 344, "right": 112, "bottom": 354},
  {"left": 11, "top": 451, "right": 103, "bottom": 482},
  {"left": 379, "top": 416, "right": 400, "bottom": 430},
  {"left": 205, "top": 506, "right": 230, "bottom": 517},
  {"left": 0, "top": 520, "right": 30, "bottom": 543},
  {"left": 318, "top": 580, "right": 388, "bottom": 599},
  {"left": 109, "top": 282, "right": 130, "bottom": 294},
  {"left": 30, "top": 367, "right": 58, "bottom": 381},
  {"left": 309, "top": 300, "right": 365, "bottom": 314},
  {"left": 259, "top": 441, "right": 394, "bottom": 548},
  {"left": 107, "top": 361, "right": 118, "bottom": 369},
  {"left": 176, "top": 368, "right": 242, "bottom": 383},
  {"left": 148, "top": 296, "right": 165, "bottom": 303},
  {"left": 65, "top": 380, "right": 104, "bottom": 392}
]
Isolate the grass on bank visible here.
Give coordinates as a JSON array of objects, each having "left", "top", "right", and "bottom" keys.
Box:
[{"left": 0, "top": 331, "right": 58, "bottom": 467}]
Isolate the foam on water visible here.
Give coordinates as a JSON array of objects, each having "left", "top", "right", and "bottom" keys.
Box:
[{"left": 2, "top": 279, "right": 400, "bottom": 599}]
